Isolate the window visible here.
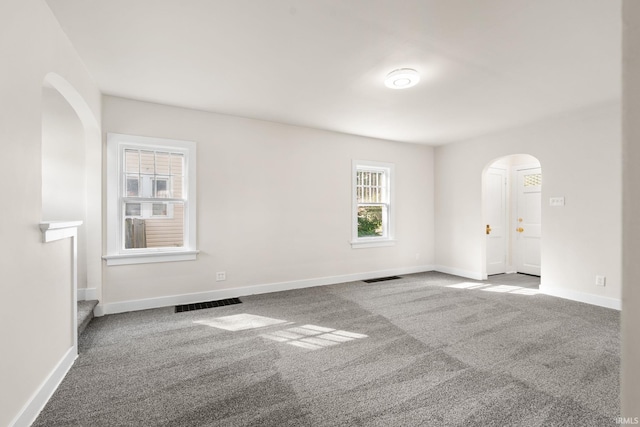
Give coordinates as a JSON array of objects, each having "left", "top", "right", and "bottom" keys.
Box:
[
  {"left": 351, "top": 160, "right": 395, "bottom": 248},
  {"left": 104, "top": 133, "right": 197, "bottom": 265}
]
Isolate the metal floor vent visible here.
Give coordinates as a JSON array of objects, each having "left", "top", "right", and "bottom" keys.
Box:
[
  {"left": 363, "top": 276, "right": 402, "bottom": 283},
  {"left": 175, "top": 298, "right": 242, "bottom": 313}
]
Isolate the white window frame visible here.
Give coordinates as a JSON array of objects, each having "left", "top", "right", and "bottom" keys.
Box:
[
  {"left": 104, "top": 133, "right": 198, "bottom": 265},
  {"left": 351, "top": 159, "right": 396, "bottom": 248}
]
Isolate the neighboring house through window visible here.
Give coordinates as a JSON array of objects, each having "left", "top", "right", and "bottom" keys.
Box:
[
  {"left": 351, "top": 160, "right": 395, "bottom": 248},
  {"left": 104, "top": 133, "right": 197, "bottom": 265}
]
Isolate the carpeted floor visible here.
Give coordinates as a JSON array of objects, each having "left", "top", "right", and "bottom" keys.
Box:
[{"left": 33, "top": 272, "right": 620, "bottom": 426}]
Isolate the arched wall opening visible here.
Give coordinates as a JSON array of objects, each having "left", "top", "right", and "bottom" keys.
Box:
[
  {"left": 42, "top": 83, "right": 87, "bottom": 284},
  {"left": 481, "top": 154, "right": 542, "bottom": 280},
  {"left": 41, "top": 72, "right": 102, "bottom": 313}
]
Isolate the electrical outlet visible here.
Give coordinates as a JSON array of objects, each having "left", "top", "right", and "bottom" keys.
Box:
[
  {"left": 595, "top": 275, "right": 606, "bottom": 287},
  {"left": 216, "top": 271, "right": 226, "bottom": 281}
]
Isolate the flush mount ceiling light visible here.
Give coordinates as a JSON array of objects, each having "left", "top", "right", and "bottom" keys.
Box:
[{"left": 384, "top": 68, "right": 420, "bottom": 89}]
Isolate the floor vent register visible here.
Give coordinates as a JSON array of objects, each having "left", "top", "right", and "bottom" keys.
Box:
[
  {"left": 175, "top": 298, "right": 242, "bottom": 313},
  {"left": 363, "top": 276, "right": 402, "bottom": 283}
]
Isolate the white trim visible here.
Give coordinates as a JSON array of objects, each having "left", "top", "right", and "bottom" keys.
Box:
[
  {"left": 434, "top": 265, "right": 485, "bottom": 281},
  {"left": 514, "top": 162, "right": 542, "bottom": 172},
  {"left": 539, "top": 284, "right": 621, "bottom": 310},
  {"left": 39, "top": 221, "right": 82, "bottom": 243},
  {"left": 351, "top": 159, "right": 395, "bottom": 247},
  {"left": 103, "top": 250, "right": 199, "bottom": 266},
  {"left": 9, "top": 347, "right": 76, "bottom": 427},
  {"left": 350, "top": 239, "right": 397, "bottom": 249},
  {"left": 39, "top": 221, "right": 82, "bottom": 356},
  {"left": 106, "top": 133, "right": 197, "bottom": 265},
  {"left": 98, "top": 265, "right": 435, "bottom": 315},
  {"left": 77, "top": 287, "right": 98, "bottom": 301}
]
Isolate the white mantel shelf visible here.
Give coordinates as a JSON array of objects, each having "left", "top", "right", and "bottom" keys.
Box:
[{"left": 40, "top": 220, "right": 83, "bottom": 242}]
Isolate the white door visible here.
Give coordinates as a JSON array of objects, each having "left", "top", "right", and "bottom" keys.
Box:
[
  {"left": 485, "top": 167, "right": 507, "bottom": 275},
  {"left": 516, "top": 167, "right": 542, "bottom": 275}
]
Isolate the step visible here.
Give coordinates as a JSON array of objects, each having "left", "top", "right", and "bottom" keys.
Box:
[{"left": 78, "top": 300, "right": 98, "bottom": 336}]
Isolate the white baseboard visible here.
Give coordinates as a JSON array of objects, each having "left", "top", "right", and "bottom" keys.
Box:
[
  {"left": 76, "top": 287, "right": 98, "bottom": 301},
  {"left": 539, "top": 284, "right": 621, "bottom": 310},
  {"left": 97, "top": 265, "right": 435, "bottom": 316},
  {"left": 9, "top": 347, "right": 77, "bottom": 427},
  {"left": 434, "top": 265, "right": 484, "bottom": 281}
]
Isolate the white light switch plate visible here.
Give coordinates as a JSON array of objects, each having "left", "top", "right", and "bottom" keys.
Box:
[{"left": 549, "top": 197, "right": 565, "bottom": 207}]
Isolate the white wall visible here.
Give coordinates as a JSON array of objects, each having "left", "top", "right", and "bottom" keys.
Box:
[
  {"left": 0, "top": 1, "right": 101, "bottom": 425},
  {"left": 101, "top": 96, "right": 435, "bottom": 311},
  {"left": 434, "top": 102, "right": 621, "bottom": 308},
  {"left": 622, "top": 0, "right": 640, "bottom": 417}
]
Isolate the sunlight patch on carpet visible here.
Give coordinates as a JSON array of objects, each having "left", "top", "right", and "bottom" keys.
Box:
[
  {"left": 447, "top": 282, "right": 540, "bottom": 295},
  {"left": 194, "top": 314, "right": 369, "bottom": 351},
  {"left": 448, "top": 282, "right": 490, "bottom": 290},
  {"left": 261, "top": 324, "right": 368, "bottom": 350},
  {"left": 193, "top": 313, "right": 288, "bottom": 331}
]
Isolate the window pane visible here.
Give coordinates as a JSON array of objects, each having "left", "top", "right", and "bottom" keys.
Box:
[
  {"left": 125, "top": 203, "right": 141, "bottom": 216},
  {"left": 357, "top": 205, "right": 384, "bottom": 237},
  {"left": 173, "top": 175, "right": 183, "bottom": 198},
  {"left": 152, "top": 203, "right": 167, "bottom": 216},
  {"left": 170, "top": 154, "right": 184, "bottom": 176},
  {"left": 144, "top": 202, "right": 184, "bottom": 248},
  {"left": 154, "top": 178, "right": 169, "bottom": 198},
  {"left": 124, "top": 202, "right": 184, "bottom": 249},
  {"left": 140, "top": 151, "right": 155, "bottom": 174},
  {"left": 356, "top": 169, "right": 386, "bottom": 204},
  {"left": 124, "top": 218, "right": 147, "bottom": 249},
  {"left": 126, "top": 177, "right": 139, "bottom": 197},
  {"left": 125, "top": 150, "right": 140, "bottom": 173},
  {"left": 156, "top": 152, "right": 170, "bottom": 175},
  {"left": 524, "top": 173, "right": 542, "bottom": 187}
]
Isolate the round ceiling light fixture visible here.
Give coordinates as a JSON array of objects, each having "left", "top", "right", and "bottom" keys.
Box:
[{"left": 384, "top": 68, "right": 420, "bottom": 89}]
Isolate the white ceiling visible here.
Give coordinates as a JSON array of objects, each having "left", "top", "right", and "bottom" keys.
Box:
[{"left": 45, "top": 0, "right": 621, "bottom": 145}]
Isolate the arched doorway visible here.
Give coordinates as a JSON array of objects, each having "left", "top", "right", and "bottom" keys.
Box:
[{"left": 483, "top": 154, "right": 542, "bottom": 278}]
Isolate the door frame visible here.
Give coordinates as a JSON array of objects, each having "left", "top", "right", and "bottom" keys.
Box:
[
  {"left": 481, "top": 156, "right": 542, "bottom": 280},
  {"left": 485, "top": 166, "right": 508, "bottom": 275}
]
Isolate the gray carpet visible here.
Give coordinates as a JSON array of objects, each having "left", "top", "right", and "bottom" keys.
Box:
[
  {"left": 33, "top": 272, "right": 619, "bottom": 426},
  {"left": 77, "top": 300, "right": 98, "bottom": 335}
]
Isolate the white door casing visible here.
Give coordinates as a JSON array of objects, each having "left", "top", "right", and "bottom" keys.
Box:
[
  {"left": 516, "top": 167, "right": 542, "bottom": 276},
  {"left": 486, "top": 167, "right": 507, "bottom": 275}
]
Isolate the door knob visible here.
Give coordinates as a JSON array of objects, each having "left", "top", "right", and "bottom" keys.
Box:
[
  {"left": 486, "top": 224, "right": 492, "bottom": 235},
  {"left": 516, "top": 227, "right": 524, "bottom": 233}
]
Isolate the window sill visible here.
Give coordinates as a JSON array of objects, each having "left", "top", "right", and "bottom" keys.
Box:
[
  {"left": 350, "top": 239, "right": 396, "bottom": 249},
  {"left": 103, "top": 250, "right": 199, "bottom": 266}
]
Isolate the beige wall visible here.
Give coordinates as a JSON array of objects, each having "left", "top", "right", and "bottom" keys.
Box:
[
  {"left": 435, "top": 102, "right": 622, "bottom": 307},
  {"left": 0, "top": 0, "right": 101, "bottom": 425},
  {"left": 622, "top": 0, "right": 640, "bottom": 417},
  {"left": 101, "top": 96, "right": 435, "bottom": 309},
  {"left": 103, "top": 97, "right": 433, "bottom": 312}
]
